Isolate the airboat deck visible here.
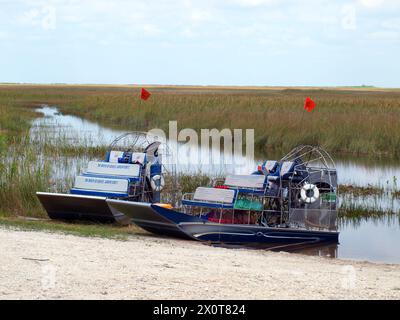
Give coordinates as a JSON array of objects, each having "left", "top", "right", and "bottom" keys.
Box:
[
  {"left": 107, "top": 145, "right": 339, "bottom": 244},
  {"left": 106, "top": 200, "right": 338, "bottom": 244}
]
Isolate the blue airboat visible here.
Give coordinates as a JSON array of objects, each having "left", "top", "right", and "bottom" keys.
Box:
[
  {"left": 37, "top": 133, "right": 165, "bottom": 225},
  {"left": 106, "top": 145, "right": 339, "bottom": 244}
]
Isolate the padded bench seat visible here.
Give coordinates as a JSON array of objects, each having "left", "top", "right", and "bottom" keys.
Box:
[
  {"left": 69, "top": 161, "right": 145, "bottom": 198},
  {"left": 182, "top": 187, "right": 236, "bottom": 209},
  {"left": 70, "top": 175, "right": 130, "bottom": 198},
  {"left": 86, "top": 161, "right": 141, "bottom": 179},
  {"left": 224, "top": 174, "right": 267, "bottom": 194}
]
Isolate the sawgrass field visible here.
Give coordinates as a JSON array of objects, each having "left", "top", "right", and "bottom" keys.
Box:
[
  {"left": 2, "top": 84, "right": 400, "bottom": 157},
  {"left": 0, "top": 84, "right": 399, "bottom": 228}
]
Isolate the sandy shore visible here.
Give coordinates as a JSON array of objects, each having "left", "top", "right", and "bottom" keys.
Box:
[{"left": 0, "top": 227, "right": 399, "bottom": 300}]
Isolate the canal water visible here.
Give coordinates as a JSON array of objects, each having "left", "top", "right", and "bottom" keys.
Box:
[{"left": 31, "top": 106, "right": 400, "bottom": 264}]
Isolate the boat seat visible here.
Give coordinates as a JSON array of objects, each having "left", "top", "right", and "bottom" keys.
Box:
[
  {"left": 267, "top": 161, "right": 295, "bottom": 182},
  {"left": 261, "top": 160, "right": 278, "bottom": 175},
  {"left": 129, "top": 152, "right": 146, "bottom": 165},
  {"left": 107, "top": 151, "right": 146, "bottom": 165},
  {"left": 182, "top": 187, "right": 236, "bottom": 209},
  {"left": 83, "top": 161, "right": 141, "bottom": 182},
  {"left": 224, "top": 174, "right": 266, "bottom": 194},
  {"left": 280, "top": 161, "right": 295, "bottom": 179},
  {"left": 70, "top": 175, "right": 130, "bottom": 198}
]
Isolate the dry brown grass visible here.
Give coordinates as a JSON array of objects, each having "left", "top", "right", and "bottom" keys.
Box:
[{"left": 1, "top": 84, "right": 400, "bottom": 159}]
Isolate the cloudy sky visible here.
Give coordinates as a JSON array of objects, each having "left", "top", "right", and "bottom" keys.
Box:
[{"left": 0, "top": 0, "right": 399, "bottom": 86}]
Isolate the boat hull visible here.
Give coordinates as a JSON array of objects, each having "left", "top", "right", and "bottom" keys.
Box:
[
  {"left": 36, "top": 192, "right": 130, "bottom": 225},
  {"left": 178, "top": 222, "right": 338, "bottom": 244},
  {"left": 106, "top": 200, "right": 197, "bottom": 239},
  {"left": 106, "top": 200, "right": 339, "bottom": 244}
]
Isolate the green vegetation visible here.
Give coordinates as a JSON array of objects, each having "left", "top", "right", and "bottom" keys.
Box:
[
  {"left": 0, "top": 98, "right": 50, "bottom": 217},
  {"left": 1, "top": 84, "right": 400, "bottom": 158},
  {"left": 339, "top": 183, "right": 400, "bottom": 199},
  {"left": 339, "top": 184, "right": 385, "bottom": 197},
  {"left": 339, "top": 204, "right": 397, "bottom": 219},
  {"left": 0, "top": 88, "right": 106, "bottom": 217},
  {"left": 0, "top": 84, "right": 399, "bottom": 222},
  {"left": 0, "top": 216, "right": 146, "bottom": 240}
]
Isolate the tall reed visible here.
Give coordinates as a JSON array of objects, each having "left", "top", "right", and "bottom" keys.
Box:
[{"left": 2, "top": 85, "right": 400, "bottom": 158}]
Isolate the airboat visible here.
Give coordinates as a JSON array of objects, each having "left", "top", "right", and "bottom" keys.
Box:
[
  {"left": 106, "top": 145, "right": 339, "bottom": 244},
  {"left": 36, "top": 132, "right": 171, "bottom": 225}
]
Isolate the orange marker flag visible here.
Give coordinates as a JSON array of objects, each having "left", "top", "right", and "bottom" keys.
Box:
[
  {"left": 304, "top": 97, "right": 316, "bottom": 112},
  {"left": 141, "top": 88, "right": 151, "bottom": 101}
]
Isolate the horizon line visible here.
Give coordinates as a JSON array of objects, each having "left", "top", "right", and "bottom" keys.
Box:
[{"left": 1, "top": 82, "right": 399, "bottom": 90}]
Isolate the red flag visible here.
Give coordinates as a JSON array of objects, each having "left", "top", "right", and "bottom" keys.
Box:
[
  {"left": 304, "top": 97, "right": 316, "bottom": 112},
  {"left": 140, "top": 88, "right": 151, "bottom": 101}
]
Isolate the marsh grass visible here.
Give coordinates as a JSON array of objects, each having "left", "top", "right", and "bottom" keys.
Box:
[
  {"left": 162, "top": 172, "right": 214, "bottom": 204},
  {"left": 2, "top": 84, "right": 400, "bottom": 158},
  {"left": 1, "top": 84, "right": 400, "bottom": 220},
  {"left": 0, "top": 101, "right": 101, "bottom": 217},
  {"left": 0, "top": 141, "right": 53, "bottom": 217},
  {"left": 59, "top": 88, "right": 400, "bottom": 158},
  {"left": 338, "top": 204, "right": 397, "bottom": 219},
  {"left": 339, "top": 183, "right": 400, "bottom": 200},
  {"left": 338, "top": 204, "right": 400, "bottom": 230},
  {"left": 339, "top": 184, "right": 385, "bottom": 197}
]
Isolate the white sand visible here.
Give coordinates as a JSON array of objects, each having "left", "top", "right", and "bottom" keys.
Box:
[{"left": 0, "top": 227, "right": 399, "bottom": 300}]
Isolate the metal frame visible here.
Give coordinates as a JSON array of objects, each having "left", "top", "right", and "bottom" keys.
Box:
[
  {"left": 279, "top": 145, "right": 338, "bottom": 230},
  {"left": 108, "top": 131, "right": 179, "bottom": 205},
  {"left": 179, "top": 145, "right": 338, "bottom": 232}
]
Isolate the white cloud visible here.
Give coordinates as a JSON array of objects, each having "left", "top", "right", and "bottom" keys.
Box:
[
  {"left": 358, "top": 0, "right": 384, "bottom": 8},
  {"left": 19, "top": 4, "right": 56, "bottom": 30},
  {"left": 369, "top": 30, "right": 399, "bottom": 40}
]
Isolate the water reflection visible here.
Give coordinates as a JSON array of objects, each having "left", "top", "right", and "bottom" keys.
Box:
[
  {"left": 340, "top": 194, "right": 400, "bottom": 214},
  {"left": 215, "top": 242, "right": 338, "bottom": 259},
  {"left": 280, "top": 242, "right": 338, "bottom": 259},
  {"left": 339, "top": 216, "right": 400, "bottom": 264},
  {"left": 215, "top": 215, "right": 400, "bottom": 264}
]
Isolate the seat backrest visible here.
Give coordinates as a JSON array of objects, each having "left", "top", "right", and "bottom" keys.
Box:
[
  {"left": 108, "top": 150, "right": 124, "bottom": 163},
  {"left": 130, "top": 153, "right": 146, "bottom": 165},
  {"left": 263, "top": 160, "right": 278, "bottom": 173},
  {"left": 193, "top": 187, "right": 235, "bottom": 204},
  {"left": 73, "top": 176, "right": 128, "bottom": 193},
  {"left": 108, "top": 151, "right": 146, "bottom": 165},
  {"left": 86, "top": 161, "right": 141, "bottom": 177},
  {"left": 280, "top": 161, "right": 295, "bottom": 177},
  {"left": 224, "top": 175, "right": 266, "bottom": 189}
]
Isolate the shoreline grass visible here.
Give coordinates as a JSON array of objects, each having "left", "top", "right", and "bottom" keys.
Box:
[{"left": 0, "top": 216, "right": 146, "bottom": 240}]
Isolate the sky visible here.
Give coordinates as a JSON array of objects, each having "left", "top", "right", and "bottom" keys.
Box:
[{"left": 0, "top": 0, "right": 399, "bottom": 87}]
